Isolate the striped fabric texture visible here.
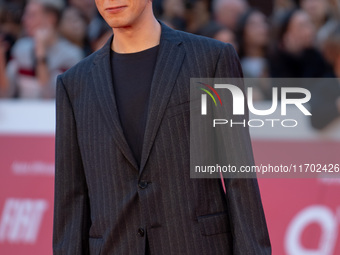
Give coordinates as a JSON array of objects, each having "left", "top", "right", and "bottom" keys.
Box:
[{"left": 53, "top": 20, "right": 271, "bottom": 255}]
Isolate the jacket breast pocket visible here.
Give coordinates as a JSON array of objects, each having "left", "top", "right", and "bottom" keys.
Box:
[
  {"left": 89, "top": 237, "right": 103, "bottom": 255},
  {"left": 164, "top": 100, "right": 191, "bottom": 119},
  {"left": 196, "top": 211, "right": 231, "bottom": 236},
  {"left": 164, "top": 99, "right": 201, "bottom": 119}
]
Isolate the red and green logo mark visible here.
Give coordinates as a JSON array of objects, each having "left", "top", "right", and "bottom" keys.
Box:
[
  {"left": 198, "top": 82, "right": 223, "bottom": 115},
  {"left": 198, "top": 82, "right": 223, "bottom": 107}
]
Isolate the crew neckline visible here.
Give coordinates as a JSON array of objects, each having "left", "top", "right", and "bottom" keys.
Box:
[{"left": 111, "top": 44, "right": 160, "bottom": 57}]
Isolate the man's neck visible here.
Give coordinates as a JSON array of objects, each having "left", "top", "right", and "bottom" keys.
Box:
[{"left": 111, "top": 15, "right": 161, "bottom": 54}]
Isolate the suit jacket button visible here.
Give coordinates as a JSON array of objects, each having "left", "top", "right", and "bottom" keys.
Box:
[
  {"left": 138, "top": 227, "right": 145, "bottom": 237},
  {"left": 138, "top": 180, "right": 148, "bottom": 189}
]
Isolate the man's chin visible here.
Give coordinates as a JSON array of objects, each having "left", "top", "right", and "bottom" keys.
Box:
[{"left": 106, "top": 18, "right": 132, "bottom": 29}]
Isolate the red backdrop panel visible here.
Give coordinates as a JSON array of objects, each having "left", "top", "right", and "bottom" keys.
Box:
[{"left": 0, "top": 136, "right": 339, "bottom": 254}]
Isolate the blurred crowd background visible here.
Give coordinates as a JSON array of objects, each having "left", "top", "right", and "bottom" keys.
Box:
[{"left": 0, "top": 0, "right": 340, "bottom": 129}]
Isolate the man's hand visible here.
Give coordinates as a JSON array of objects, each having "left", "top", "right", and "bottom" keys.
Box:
[
  {"left": 34, "top": 27, "right": 54, "bottom": 59},
  {"left": 33, "top": 27, "right": 55, "bottom": 96}
]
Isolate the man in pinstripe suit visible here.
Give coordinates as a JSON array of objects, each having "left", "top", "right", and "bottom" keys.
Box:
[{"left": 53, "top": 0, "right": 271, "bottom": 254}]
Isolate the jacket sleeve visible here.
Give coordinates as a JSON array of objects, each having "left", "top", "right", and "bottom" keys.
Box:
[
  {"left": 309, "top": 79, "right": 340, "bottom": 130},
  {"left": 53, "top": 75, "right": 91, "bottom": 254},
  {"left": 214, "top": 44, "right": 272, "bottom": 255}
]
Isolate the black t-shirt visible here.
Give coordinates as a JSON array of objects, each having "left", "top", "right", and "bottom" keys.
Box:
[{"left": 111, "top": 44, "right": 159, "bottom": 167}]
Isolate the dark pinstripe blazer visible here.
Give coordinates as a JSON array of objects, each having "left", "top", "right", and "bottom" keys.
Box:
[{"left": 53, "top": 20, "right": 271, "bottom": 255}]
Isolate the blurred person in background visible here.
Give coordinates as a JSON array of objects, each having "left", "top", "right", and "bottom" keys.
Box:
[
  {"left": 89, "top": 17, "right": 113, "bottom": 52},
  {"left": 299, "top": 0, "right": 338, "bottom": 51},
  {"left": 185, "top": 0, "right": 211, "bottom": 33},
  {"left": 274, "top": 0, "right": 297, "bottom": 15},
  {"left": 0, "top": 1, "right": 23, "bottom": 44},
  {"left": 152, "top": 0, "right": 164, "bottom": 18},
  {"left": 59, "top": 6, "right": 92, "bottom": 56},
  {"left": 247, "top": 0, "right": 273, "bottom": 16},
  {"left": 310, "top": 22, "right": 340, "bottom": 130},
  {"left": 0, "top": 35, "right": 9, "bottom": 96},
  {"left": 314, "top": 0, "right": 340, "bottom": 48},
  {"left": 0, "top": 1, "right": 22, "bottom": 96},
  {"left": 67, "top": 0, "right": 96, "bottom": 22},
  {"left": 196, "top": 21, "right": 237, "bottom": 50},
  {"left": 235, "top": 8, "right": 270, "bottom": 101},
  {"left": 68, "top": 0, "right": 107, "bottom": 48},
  {"left": 269, "top": 8, "right": 328, "bottom": 78},
  {"left": 3, "top": 0, "right": 83, "bottom": 99},
  {"left": 328, "top": 0, "right": 340, "bottom": 19},
  {"left": 300, "top": 0, "right": 331, "bottom": 31},
  {"left": 161, "top": 0, "right": 186, "bottom": 30},
  {"left": 212, "top": 0, "right": 248, "bottom": 31}
]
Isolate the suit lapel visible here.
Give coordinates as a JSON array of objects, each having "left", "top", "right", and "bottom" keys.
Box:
[
  {"left": 90, "top": 21, "right": 185, "bottom": 174},
  {"left": 91, "top": 36, "right": 139, "bottom": 171},
  {"left": 139, "top": 21, "right": 186, "bottom": 174}
]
